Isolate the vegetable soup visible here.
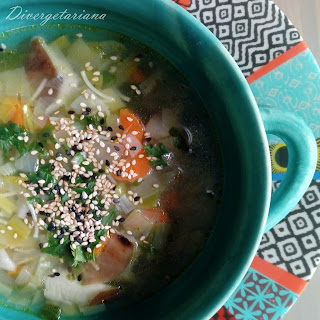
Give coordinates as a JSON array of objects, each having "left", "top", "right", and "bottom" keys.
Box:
[{"left": 0, "top": 28, "right": 223, "bottom": 318}]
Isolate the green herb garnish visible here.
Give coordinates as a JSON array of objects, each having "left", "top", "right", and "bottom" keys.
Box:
[
  {"left": 39, "top": 304, "right": 61, "bottom": 320},
  {"left": 144, "top": 143, "right": 169, "bottom": 167},
  {"left": 0, "top": 122, "right": 29, "bottom": 161}
]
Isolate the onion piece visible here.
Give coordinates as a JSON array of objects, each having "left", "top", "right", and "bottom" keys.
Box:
[
  {"left": 15, "top": 268, "right": 33, "bottom": 285},
  {"left": 17, "top": 202, "right": 29, "bottom": 219},
  {"left": 15, "top": 153, "right": 39, "bottom": 173},
  {"left": 80, "top": 70, "right": 114, "bottom": 102},
  {"left": 27, "top": 203, "right": 39, "bottom": 238},
  {"left": 116, "top": 195, "right": 136, "bottom": 214},
  {"left": 0, "top": 249, "right": 16, "bottom": 271},
  {"left": 31, "top": 78, "right": 48, "bottom": 102}
]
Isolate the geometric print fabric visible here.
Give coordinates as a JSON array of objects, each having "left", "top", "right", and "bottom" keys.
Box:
[{"left": 257, "top": 181, "right": 320, "bottom": 281}]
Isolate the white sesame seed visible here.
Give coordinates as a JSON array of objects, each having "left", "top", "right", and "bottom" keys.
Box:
[
  {"left": 93, "top": 71, "right": 100, "bottom": 76},
  {"left": 153, "top": 184, "right": 159, "bottom": 188},
  {"left": 127, "top": 230, "right": 133, "bottom": 235},
  {"left": 127, "top": 117, "right": 133, "bottom": 122},
  {"left": 110, "top": 56, "right": 117, "bottom": 61},
  {"left": 85, "top": 62, "right": 91, "bottom": 67},
  {"left": 156, "top": 166, "right": 163, "bottom": 170},
  {"left": 80, "top": 102, "right": 87, "bottom": 107},
  {"left": 9, "top": 157, "right": 15, "bottom": 161},
  {"left": 76, "top": 33, "right": 83, "bottom": 38},
  {"left": 87, "top": 247, "right": 92, "bottom": 253},
  {"left": 23, "top": 193, "right": 30, "bottom": 198},
  {"left": 138, "top": 154, "right": 144, "bottom": 158},
  {"left": 91, "top": 94, "right": 96, "bottom": 100},
  {"left": 56, "top": 99, "right": 62, "bottom": 105},
  {"left": 0, "top": 230, "right": 5, "bottom": 234},
  {"left": 37, "top": 116, "right": 44, "bottom": 121},
  {"left": 0, "top": 43, "right": 6, "bottom": 50},
  {"left": 48, "top": 88, "right": 53, "bottom": 95},
  {"left": 31, "top": 150, "right": 38, "bottom": 155},
  {"left": 134, "top": 57, "right": 140, "bottom": 62},
  {"left": 87, "top": 66, "right": 93, "bottom": 71},
  {"left": 130, "top": 85, "right": 137, "bottom": 90},
  {"left": 69, "top": 83, "right": 77, "bottom": 88},
  {"left": 131, "top": 131, "right": 138, "bottom": 135},
  {"left": 136, "top": 89, "right": 141, "bottom": 95},
  {"left": 98, "top": 111, "right": 104, "bottom": 117},
  {"left": 7, "top": 226, "right": 12, "bottom": 231}
]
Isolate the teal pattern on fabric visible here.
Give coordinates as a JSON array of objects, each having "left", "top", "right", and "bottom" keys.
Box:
[
  {"left": 249, "top": 48, "right": 320, "bottom": 145},
  {"left": 224, "top": 268, "right": 298, "bottom": 320}
]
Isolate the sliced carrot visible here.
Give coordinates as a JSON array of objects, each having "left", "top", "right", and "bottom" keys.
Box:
[
  {"left": 113, "top": 150, "right": 151, "bottom": 182},
  {"left": 130, "top": 68, "right": 146, "bottom": 83},
  {"left": 94, "top": 236, "right": 107, "bottom": 257},
  {"left": 10, "top": 103, "right": 24, "bottom": 126},
  {"left": 8, "top": 265, "right": 22, "bottom": 277},
  {"left": 119, "top": 108, "right": 144, "bottom": 142},
  {"left": 141, "top": 208, "right": 169, "bottom": 224}
]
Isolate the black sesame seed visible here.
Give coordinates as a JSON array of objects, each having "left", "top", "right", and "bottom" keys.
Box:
[
  {"left": 134, "top": 196, "right": 140, "bottom": 201},
  {"left": 119, "top": 217, "right": 125, "bottom": 222},
  {"left": 130, "top": 146, "right": 137, "bottom": 150},
  {"left": 27, "top": 212, "right": 31, "bottom": 217},
  {"left": 57, "top": 233, "right": 64, "bottom": 240},
  {"left": 116, "top": 170, "right": 121, "bottom": 176},
  {"left": 35, "top": 187, "right": 41, "bottom": 194},
  {"left": 105, "top": 160, "right": 110, "bottom": 166},
  {"left": 43, "top": 132, "right": 50, "bottom": 137},
  {"left": 146, "top": 137, "right": 152, "bottom": 141},
  {"left": 39, "top": 211, "right": 46, "bottom": 216},
  {"left": 0, "top": 48, "right": 3, "bottom": 52},
  {"left": 100, "top": 118, "right": 105, "bottom": 125},
  {"left": 54, "top": 272, "right": 60, "bottom": 277},
  {"left": 135, "top": 53, "right": 143, "bottom": 59},
  {"left": 112, "top": 186, "right": 116, "bottom": 191},
  {"left": 72, "top": 145, "right": 78, "bottom": 151},
  {"left": 86, "top": 107, "right": 91, "bottom": 113},
  {"left": 49, "top": 274, "right": 55, "bottom": 278},
  {"left": 68, "top": 110, "right": 75, "bottom": 114},
  {"left": 56, "top": 152, "right": 62, "bottom": 158},
  {"left": 94, "top": 216, "right": 102, "bottom": 221},
  {"left": 25, "top": 180, "right": 31, "bottom": 184},
  {"left": 66, "top": 150, "right": 71, "bottom": 156},
  {"left": 107, "top": 126, "right": 113, "bottom": 132},
  {"left": 113, "top": 199, "right": 120, "bottom": 204},
  {"left": 111, "top": 136, "right": 117, "bottom": 141},
  {"left": 62, "top": 175, "right": 71, "bottom": 181},
  {"left": 76, "top": 237, "right": 83, "bottom": 244},
  {"left": 39, "top": 243, "right": 43, "bottom": 249},
  {"left": 54, "top": 185, "right": 60, "bottom": 191},
  {"left": 77, "top": 274, "right": 82, "bottom": 281},
  {"left": 98, "top": 169, "right": 104, "bottom": 173},
  {"left": 38, "top": 142, "right": 44, "bottom": 148},
  {"left": 37, "top": 172, "right": 44, "bottom": 178},
  {"left": 119, "top": 125, "right": 124, "bottom": 130},
  {"left": 114, "top": 146, "right": 120, "bottom": 151},
  {"left": 82, "top": 111, "right": 90, "bottom": 115},
  {"left": 47, "top": 222, "right": 57, "bottom": 231},
  {"left": 45, "top": 213, "right": 50, "bottom": 217},
  {"left": 75, "top": 216, "right": 81, "bottom": 222}
]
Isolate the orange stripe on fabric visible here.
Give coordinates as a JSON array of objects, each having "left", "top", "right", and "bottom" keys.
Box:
[
  {"left": 250, "top": 256, "right": 307, "bottom": 294},
  {"left": 246, "top": 41, "right": 308, "bottom": 84}
]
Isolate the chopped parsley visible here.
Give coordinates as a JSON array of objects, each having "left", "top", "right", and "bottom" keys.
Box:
[{"left": 144, "top": 143, "right": 169, "bottom": 167}]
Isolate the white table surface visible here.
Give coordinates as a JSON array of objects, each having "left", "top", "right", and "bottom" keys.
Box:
[{"left": 272, "top": 1, "right": 320, "bottom": 319}]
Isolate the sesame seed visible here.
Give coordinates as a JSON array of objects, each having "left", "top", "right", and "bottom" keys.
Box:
[
  {"left": 92, "top": 77, "right": 99, "bottom": 82},
  {"left": 85, "top": 62, "right": 91, "bottom": 67},
  {"left": 76, "top": 33, "right": 83, "bottom": 38},
  {"left": 0, "top": 43, "right": 6, "bottom": 50},
  {"left": 38, "top": 116, "right": 44, "bottom": 121},
  {"left": 48, "top": 88, "right": 53, "bottom": 95},
  {"left": 69, "top": 83, "right": 77, "bottom": 88},
  {"left": 43, "top": 243, "right": 48, "bottom": 248},
  {"left": 31, "top": 150, "right": 38, "bottom": 155},
  {"left": 56, "top": 99, "right": 62, "bottom": 104},
  {"left": 127, "top": 117, "right": 133, "bottom": 122},
  {"left": 110, "top": 56, "right": 117, "bottom": 61},
  {"left": 153, "top": 184, "right": 159, "bottom": 188}
]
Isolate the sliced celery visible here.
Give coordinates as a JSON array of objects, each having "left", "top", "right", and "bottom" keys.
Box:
[
  {"left": 8, "top": 215, "right": 31, "bottom": 239},
  {"left": 0, "top": 195, "right": 17, "bottom": 215}
]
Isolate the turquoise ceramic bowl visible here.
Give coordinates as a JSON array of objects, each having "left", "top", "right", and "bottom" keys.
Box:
[{"left": 0, "top": 0, "right": 316, "bottom": 319}]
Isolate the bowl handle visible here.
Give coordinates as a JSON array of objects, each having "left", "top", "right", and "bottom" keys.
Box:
[{"left": 260, "top": 107, "right": 317, "bottom": 232}]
